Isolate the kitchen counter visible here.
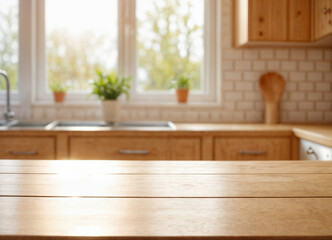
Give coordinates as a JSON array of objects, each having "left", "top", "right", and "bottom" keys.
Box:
[
  {"left": 0, "top": 160, "right": 332, "bottom": 239},
  {"left": 175, "top": 123, "right": 332, "bottom": 147}
]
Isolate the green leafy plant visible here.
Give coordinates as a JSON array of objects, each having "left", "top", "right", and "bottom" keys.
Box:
[
  {"left": 91, "top": 70, "right": 131, "bottom": 100},
  {"left": 170, "top": 75, "right": 191, "bottom": 89},
  {"left": 49, "top": 81, "right": 69, "bottom": 93}
]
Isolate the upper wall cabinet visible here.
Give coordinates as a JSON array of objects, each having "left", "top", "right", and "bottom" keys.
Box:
[
  {"left": 234, "top": 0, "right": 332, "bottom": 47},
  {"left": 249, "top": 0, "right": 288, "bottom": 41},
  {"left": 314, "top": 0, "right": 332, "bottom": 40}
]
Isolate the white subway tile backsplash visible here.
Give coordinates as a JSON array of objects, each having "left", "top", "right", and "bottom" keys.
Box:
[
  {"left": 235, "top": 82, "right": 253, "bottom": 91},
  {"left": 308, "top": 50, "right": 323, "bottom": 60},
  {"left": 316, "top": 61, "right": 331, "bottom": 71},
  {"left": 316, "top": 102, "right": 331, "bottom": 111},
  {"left": 299, "top": 102, "right": 314, "bottom": 111},
  {"left": 299, "top": 83, "right": 314, "bottom": 91},
  {"left": 243, "top": 72, "right": 261, "bottom": 81},
  {"left": 225, "top": 92, "right": 243, "bottom": 101},
  {"left": 290, "top": 92, "right": 306, "bottom": 101},
  {"left": 275, "top": 49, "right": 289, "bottom": 59},
  {"left": 308, "top": 92, "right": 323, "bottom": 101},
  {"left": 289, "top": 111, "right": 306, "bottom": 122},
  {"left": 244, "top": 50, "right": 259, "bottom": 59},
  {"left": 316, "top": 82, "right": 331, "bottom": 92},
  {"left": 291, "top": 50, "right": 306, "bottom": 60},
  {"left": 235, "top": 61, "right": 252, "bottom": 70},
  {"left": 299, "top": 61, "right": 315, "bottom": 71},
  {"left": 224, "top": 71, "right": 242, "bottom": 81},
  {"left": 307, "top": 72, "right": 323, "bottom": 82},
  {"left": 253, "top": 61, "right": 266, "bottom": 70},
  {"left": 237, "top": 102, "right": 254, "bottom": 110},
  {"left": 290, "top": 72, "right": 306, "bottom": 81},
  {"left": 281, "top": 61, "right": 297, "bottom": 71},
  {"left": 260, "top": 49, "right": 274, "bottom": 59},
  {"left": 307, "top": 111, "right": 324, "bottom": 122}
]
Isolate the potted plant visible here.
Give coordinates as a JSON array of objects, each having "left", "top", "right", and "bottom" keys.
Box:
[
  {"left": 171, "top": 75, "right": 191, "bottom": 103},
  {"left": 49, "top": 81, "right": 69, "bottom": 103},
  {"left": 91, "top": 70, "right": 131, "bottom": 122}
]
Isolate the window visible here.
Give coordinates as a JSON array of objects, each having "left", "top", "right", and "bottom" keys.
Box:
[
  {"left": 33, "top": 0, "right": 221, "bottom": 103},
  {"left": 136, "top": 0, "right": 204, "bottom": 92},
  {"left": 0, "top": 0, "right": 19, "bottom": 91}
]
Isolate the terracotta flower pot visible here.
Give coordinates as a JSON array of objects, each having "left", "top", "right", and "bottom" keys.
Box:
[
  {"left": 176, "top": 89, "right": 189, "bottom": 103},
  {"left": 53, "top": 92, "right": 66, "bottom": 103}
]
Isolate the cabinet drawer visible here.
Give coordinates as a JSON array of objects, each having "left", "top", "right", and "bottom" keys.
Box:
[
  {"left": 69, "top": 137, "right": 167, "bottom": 160},
  {"left": 0, "top": 137, "right": 55, "bottom": 160},
  {"left": 214, "top": 137, "right": 291, "bottom": 160},
  {"left": 167, "top": 137, "right": 201, "bottom": 160}
]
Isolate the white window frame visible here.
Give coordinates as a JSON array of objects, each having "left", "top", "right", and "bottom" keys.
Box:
[
  {"left": 31, "top": 0, "right": 221, "bottom": 104},
  {"left": 120, "top": 0, "right": 221, "bottom": 104}
]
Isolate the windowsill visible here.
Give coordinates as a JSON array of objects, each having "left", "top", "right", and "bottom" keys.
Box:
[{"left": 31, "top": 100, "right": 222, "bottom": 109}]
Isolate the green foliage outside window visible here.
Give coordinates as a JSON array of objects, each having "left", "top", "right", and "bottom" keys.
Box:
[{"left": 0, "top": 3, "right": 18, "bottom": 90}]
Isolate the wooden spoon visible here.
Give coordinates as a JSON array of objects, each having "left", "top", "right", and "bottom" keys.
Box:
[{"left": 259, "top": 72, "right": 285, "bottom": 124}]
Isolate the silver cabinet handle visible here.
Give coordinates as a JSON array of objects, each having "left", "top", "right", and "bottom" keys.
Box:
[
  {"left": 118, "top": 150, "right": 150, "bottom": 155},
  {"left": 306, "top": 147, "right": 318, "bottom": 160},
  {"left": 9, "top": 151, "right": 38, "bottom": 156},
  {"left": 306, "top": 147, "right": 315, "bottom": 155},
  {"left": 238, "top": 150, "right": 267, "bottom": 155}
]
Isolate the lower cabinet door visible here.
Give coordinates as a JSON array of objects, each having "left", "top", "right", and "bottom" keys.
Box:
[
  {"left": 167, "top": 137, "right": 201, "bottom": 160},
  {"left": 214, "top": 137, "right": 291, "bottom": 160},
  {"left": 69, "top": 137, "right": 167, "bottom": 160},
  {"left": 0, "top": 137, "right": 55, "bottom": 160}
]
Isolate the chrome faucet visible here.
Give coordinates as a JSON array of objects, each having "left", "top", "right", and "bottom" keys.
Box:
[{"left": 0, "top": 70, "right": 15, "bottom": 121}]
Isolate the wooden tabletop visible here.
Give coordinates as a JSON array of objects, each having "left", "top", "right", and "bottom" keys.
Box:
[{"left": 1, "top": 160, "right": 332, "bottom": 240}]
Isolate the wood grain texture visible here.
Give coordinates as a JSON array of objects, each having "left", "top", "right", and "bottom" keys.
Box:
[
  {"left": 214, "top": 137, "right": 291, "bottom": 160},
  {"left": 0, "top": 197, "right": 332, "bottom": 238},
  {"left": 0, "top": 137, "right": 55, "bottom": 160},
  {"left": 1, "top": 160, "right": 332, "bottom": 239},
  {"left": 1, "top": 173, "right": 332, "bottom": 198},
  {"left": 167, "top": 137, "right": 201, "bottom": 160},
  {"left": 0, "top": 124, "right": 331, "bottom": 161},
  {"left": 289, "top": 0, "right": 312, "bottom": 42},
  {"left": 1, "top": 160, "right": 332, "bottom": 174},
  {"left": 249, "top": 0, "right": 288, "bottom": 41},
  {"left": 69, "top": 137, "right": 167, "bottom": 160},
  {"left": 314, "top": 0, "right": 332, "bottom": 40},
  {"left": 293, "top": 126, "right": 332, "bottom": 148}
]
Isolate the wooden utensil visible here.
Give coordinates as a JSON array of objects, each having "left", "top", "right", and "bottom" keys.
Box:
[{"left": 259, "top": 72, "right": 285, "bottom": 124}]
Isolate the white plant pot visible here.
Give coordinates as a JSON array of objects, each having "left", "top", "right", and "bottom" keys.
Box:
[{"left": 101, "top": 100, "right": 119, "bottom": 122}]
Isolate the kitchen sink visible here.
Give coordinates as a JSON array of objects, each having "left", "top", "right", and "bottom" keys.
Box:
[
  {"left": 0, "top": 120, "right": 176, "bottom": 130},
  {"left": 52, "top": 121, "right": 111, "bottom": 129},
  {"left": 6, "top": 121, "right": 55, "bottom": 130},
  {"left": 52, "top": 121, "right": 176, "bottom": 130},
  {"left": 113, "top": 121, "right": 176, "bottom": 130}
]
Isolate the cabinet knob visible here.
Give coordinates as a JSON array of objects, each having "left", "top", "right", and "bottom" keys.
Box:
[
  {"left": 259, "top": 17, "right": 264, "bottom": 23},
  {"left": 322, "top": 7, "right": 331, "bottom": 15},
  {"left": 297, "top": 11, "right": 302, "bottom": 16}
]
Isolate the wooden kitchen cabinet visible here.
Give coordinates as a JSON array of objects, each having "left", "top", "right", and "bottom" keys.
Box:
[
  {"left": 289, "top": 0, "right": 312, "bottom": 41},
  {"left": 314, "top": 0, "right": 332, "bottom": 40},
  {"left": 0, "top": 137, "right": 55, "bottom": 160},
  {"left": 214, "top": 137, "right": 291, "bottom": 160},
  {"left": 69, "top": 137, "right": 167, "bottom": 160},
  {"left": 69, "top": 136, "right": 202, "bottom": 160},
  {"left": 167, "top": 137, "right": 201, "bottom": 160},
  {"left": 249, "top": 0, "right": 288, "bottom": 41},
  {"left": 235, "top": 0, "right": 314, "bottom": 46}
]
